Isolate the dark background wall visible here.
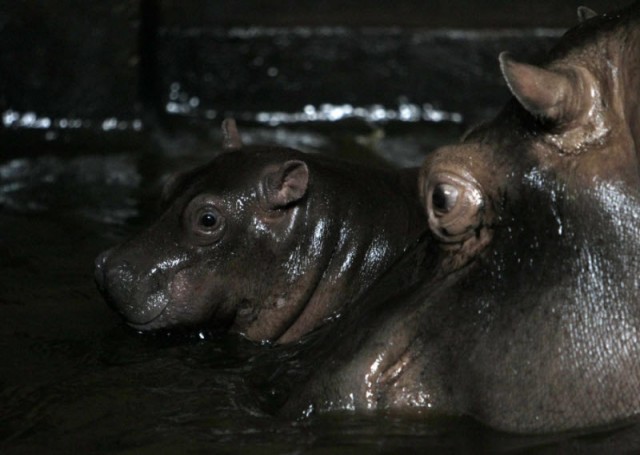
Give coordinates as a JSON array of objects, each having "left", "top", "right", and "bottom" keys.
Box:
[
  {"left": 0, "top": 0, "right": 633, "bottom": 146},
  {"left": 159, "top": 0, "right": 627, "bottom": 27},
  {"left": 0, "top": 1, "right": 139, "bottom": 122}
]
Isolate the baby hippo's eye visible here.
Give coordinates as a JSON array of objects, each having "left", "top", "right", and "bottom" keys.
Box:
[
  {"left": 423, "top": 172, "right": 484, "bottom": 243},
  {"left": 193, "top": 206, "right": 223, "bottom": 235},
  {"left": 200, "top": 211, "right": 219, "bottom": 228},
  {"left": 184, "top": 195, "right": 226, "bottom": 244}
]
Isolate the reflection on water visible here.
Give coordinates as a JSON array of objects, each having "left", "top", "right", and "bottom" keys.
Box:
[
  {"left": 2, "top": 109, "right": 144, "bottom": 132},
  {"left": 1, "top": 124, "right": 639, "bottom": 453},
  {"left": 166, "top": 81, "right": 464, "bottom": 125},
  {"left": 249, "top": 101, "right": 463, "bottom": 126},
  {"left": 0, "top": 155, "right": 139, "bottom": 224}
]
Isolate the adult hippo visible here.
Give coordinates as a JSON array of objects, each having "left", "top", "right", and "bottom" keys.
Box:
[
  {"left": 94, "top": 120, "right": 426, "bottom": 344},
  {"left": 283, "top": 3, "right": 640, "bottom": 432}
]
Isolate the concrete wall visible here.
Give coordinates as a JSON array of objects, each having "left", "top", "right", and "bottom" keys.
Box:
[
  {"left": 0, "top": 1, "right": 139, "bottom": 123},
  {"left": 0, "top": 0, "right": 634, "bottom": 143}
]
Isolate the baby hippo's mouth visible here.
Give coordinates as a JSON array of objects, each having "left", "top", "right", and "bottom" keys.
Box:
[
  {"left": 123, "top": 267, "right": 205, "bottom": 331},
  {"left": 123, "top": 289, "right": 171, "bottom": 327},
  {"left": 96, "top": 254, "right": 172, "bottom": 327}
]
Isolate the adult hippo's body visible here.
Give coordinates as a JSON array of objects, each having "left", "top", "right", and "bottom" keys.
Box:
[
  {"left": 95, "top": 121, "right": 426, "bottom": 344},
  {"left": 283, "top": 2, "right": 640, "bottom": 432}
]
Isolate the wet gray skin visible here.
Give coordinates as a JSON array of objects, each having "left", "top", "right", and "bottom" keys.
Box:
[
  {"left": 94, "top": 120, "right": 427, "bottom": 344},
  {"left": 282, "top": 3, "right": 640, "bottom": 433}
]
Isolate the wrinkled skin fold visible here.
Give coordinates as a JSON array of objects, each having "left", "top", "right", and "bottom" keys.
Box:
[{"left": 282, "top": 2, "right": 640, "bottom": 433}]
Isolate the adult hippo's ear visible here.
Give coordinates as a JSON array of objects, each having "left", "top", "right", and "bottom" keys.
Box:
[
  {"left": 222, "top": 118, "right": 243, "bottom": 151},
  {"left": 499, "top": 52, "right": 593, "bottom": 127},
  {"left": 261, "top": 160, "right": 310, "bottom": 209}
]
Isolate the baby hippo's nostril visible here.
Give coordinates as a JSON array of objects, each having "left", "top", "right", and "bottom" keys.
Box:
[{"left": 94, "top": 249, "right": 112, "bottom": 290}]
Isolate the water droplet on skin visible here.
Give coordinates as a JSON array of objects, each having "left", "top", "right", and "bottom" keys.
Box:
[{"left": 302, "top": 403, "right": 314, "bottom": 418}]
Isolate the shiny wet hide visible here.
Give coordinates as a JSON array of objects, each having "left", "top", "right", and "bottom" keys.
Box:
[{"left": 2, "top": 124, "right": 640, "bottom": 453}]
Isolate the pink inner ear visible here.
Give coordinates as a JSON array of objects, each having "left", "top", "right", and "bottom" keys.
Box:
[
  {"left": 263, "top": 160, "right": 310, "bottom": 209},
  {"left": 279, "top": 161, "right": 309, "bottom": 204}
]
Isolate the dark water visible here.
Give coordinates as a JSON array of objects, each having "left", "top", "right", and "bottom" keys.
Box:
[{"left": 2, "top": 122, "right": 640, "bottom": 454}]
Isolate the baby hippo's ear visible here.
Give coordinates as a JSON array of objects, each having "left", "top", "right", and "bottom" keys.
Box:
[
  {"left": 262, "top": 160, "right": 310, "bottom": 209},
  {"left": 222, "top": 118, "right": 243, "bottom": 151},
  {"left": 499, "top": 52, "right": 591, "bottom": 126},
  {"left": 577, "top": 6, "right": 597, "bottom": 22}
]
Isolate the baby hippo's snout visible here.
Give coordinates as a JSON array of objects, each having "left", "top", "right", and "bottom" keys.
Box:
[{"left": 94, "top": 248, "right": 170, "bottom": 326}]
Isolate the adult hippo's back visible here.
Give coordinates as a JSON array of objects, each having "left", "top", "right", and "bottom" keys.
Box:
[{"left": 94, "top": 120, "right": 426, "bottom": 344}]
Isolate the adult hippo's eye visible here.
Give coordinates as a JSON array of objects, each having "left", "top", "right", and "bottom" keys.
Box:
[
  {"left": 432, "top": 183, "right": 459, "bottom": 215},
  {"left": 424, "top": 171, "right": 484, "bottom": 243}
]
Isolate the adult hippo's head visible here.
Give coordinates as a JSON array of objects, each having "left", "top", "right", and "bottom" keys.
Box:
[
  {"left": 282, "top": 5, "right": 640, "bottom": 433},
  {"left": 419, "top": 15, "right": 640, "bottom": 275},
  {"left": 410, "top": 35, "right": 640, "bottom": 430},
  {"left": 95, "top": 120, "right": 427, "bottom": 344}
]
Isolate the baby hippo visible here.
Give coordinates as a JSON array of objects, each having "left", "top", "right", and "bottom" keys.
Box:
[{"left": 95, "top": 120, "right": 426, "bottom": 344}]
